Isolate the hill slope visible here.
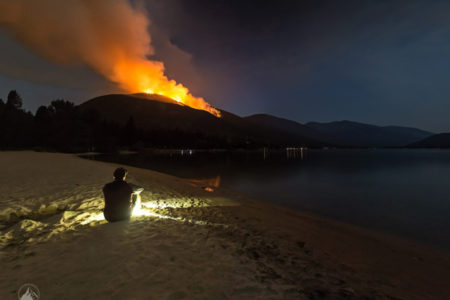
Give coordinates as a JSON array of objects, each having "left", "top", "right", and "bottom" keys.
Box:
[
  {"left": 244, "top": 114, "right": 325, "bottom": 141},
  {"left": 408, "top": 133, "right": 450, "bottom": 148},
  {"left": 79, "top": 94, "right": 325, "bottom": 147},
  {"left": 305, "top": 120, "right": 433, "bottom": 147}
]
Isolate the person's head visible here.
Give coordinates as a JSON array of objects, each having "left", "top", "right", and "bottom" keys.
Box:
[{"left": 113, "top": 167, "right": 127, "bottom": 181}]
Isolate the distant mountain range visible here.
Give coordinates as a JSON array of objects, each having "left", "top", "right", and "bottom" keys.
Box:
[
  {"left": 305, "top": 120, "right": 433, "bottom": 147},
  {"left": 79, "top": 93, "right": 437, "bottom": 148},
  {"left": 408, "top": 133, "right": 450, "bottom": 148}
]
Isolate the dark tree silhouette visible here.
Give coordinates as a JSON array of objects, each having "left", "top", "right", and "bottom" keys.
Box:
[
  {"left": 50, "top": 99, "right": 75, "bottom": 115},
  {"left": 35, "top": 105, "right": 52, "bottom": 122},
  {"left": 6, "top": 90, "right": 22, "bottom": 109},
  {"left": 0, "top": 91, "right": 33, "bottom": 149}
]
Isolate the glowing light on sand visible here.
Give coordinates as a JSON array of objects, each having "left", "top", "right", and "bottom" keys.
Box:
[
  {"left": 80, "top": 212, "right": 105, "bottom": 225},
  {"left": 132, "top": 195, "right": 153, "bottom": 217},
  {"left": 132, "top": 207, "right": 152, "bottom": 217},
  {"left": 79, "top": 195, "right": 228, "bottom": 226}
]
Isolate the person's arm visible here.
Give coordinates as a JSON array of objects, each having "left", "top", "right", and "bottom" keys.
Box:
[{"left": 128, "top": 182, "right": 144, "bottom": 194}]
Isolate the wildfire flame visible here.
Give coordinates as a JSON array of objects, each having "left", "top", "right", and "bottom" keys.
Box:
[{"left": 113, "top": 59, "right": 221, "bottom": 117}]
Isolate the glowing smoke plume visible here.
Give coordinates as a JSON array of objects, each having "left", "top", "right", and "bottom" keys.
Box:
[{"left": 0, "top": 0, "right": 220, "bottom": 117}]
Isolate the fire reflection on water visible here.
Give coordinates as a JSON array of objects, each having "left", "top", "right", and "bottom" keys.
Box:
[{"left": 189, "top": 175, "right": 221, "bottom": 192}]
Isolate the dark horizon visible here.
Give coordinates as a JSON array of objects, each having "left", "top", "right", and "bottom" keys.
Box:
[{"left": 1, "top": 0, "right": 450, "bottom": 132}]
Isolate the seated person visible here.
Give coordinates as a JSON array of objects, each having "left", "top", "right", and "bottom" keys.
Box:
[{"left": 103, "top": 167, "right": 143, "bottom": 222}]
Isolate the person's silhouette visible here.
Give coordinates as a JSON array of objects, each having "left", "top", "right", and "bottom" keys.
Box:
[{"left": 103, "top": 167, "right": 143, "bottom": 222}]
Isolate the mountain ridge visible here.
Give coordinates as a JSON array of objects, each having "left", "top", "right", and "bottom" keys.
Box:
[
  {"left": 408, "top": 133, "right": 450, "bottom": 148},
  {"left": 79, "top": 94, "right": 433, "bottom": 148},
  {"left": 305, "top": 120, "right": 433, "bottom": 147}
]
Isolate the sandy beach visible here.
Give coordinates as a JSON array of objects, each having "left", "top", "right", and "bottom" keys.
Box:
[{"left": 1, "top": 151, "right": 449, "bottom": 299}]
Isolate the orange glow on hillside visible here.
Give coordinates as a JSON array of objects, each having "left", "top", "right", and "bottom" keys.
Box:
[{"left": 113, "top": 59, "right": 220, "bottom": 117}]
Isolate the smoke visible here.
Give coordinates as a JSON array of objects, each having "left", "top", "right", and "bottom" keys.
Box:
[{"left": 0, "top": 0, "right": 220, "bottom": 116}]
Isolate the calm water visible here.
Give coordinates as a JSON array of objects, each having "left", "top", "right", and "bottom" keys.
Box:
[{"left": 84, "top": 149, "right": 450, "bottom": 249}]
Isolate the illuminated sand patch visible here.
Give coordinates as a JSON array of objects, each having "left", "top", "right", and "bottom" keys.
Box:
[
  {"left": 1, "top": 195, "right": 235, "bottom": 249},
  {"left": 83, "top": 202, "right": 225, "bottom": 227}
]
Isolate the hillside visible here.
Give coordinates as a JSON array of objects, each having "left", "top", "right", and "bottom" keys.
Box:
[
  {"left": 244, "top": 114, "right": 326, "bottom": 142},
  {"left": 305, "top": 120, "right": 433, "bottom": 147},
  {"left": 79, "top": 94, "right": 325, "bottom": 148},
  {"left": 408, "top": 133, "right": 450, "bottom": 148},
  {"left": 81, "top": 93, "right": 231, "bottom": 133}
]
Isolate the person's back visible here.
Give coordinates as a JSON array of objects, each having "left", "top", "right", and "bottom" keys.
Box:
[{"left": 103, "top": 168, "right": 133, "bottom": 222}]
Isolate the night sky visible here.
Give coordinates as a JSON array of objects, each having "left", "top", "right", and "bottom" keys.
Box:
[{"left": 1, "top": 0, "right": 450, "bottom": 132}]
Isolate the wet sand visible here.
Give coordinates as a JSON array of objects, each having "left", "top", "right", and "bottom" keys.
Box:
[{"left": 0, "top": 151, "right": 449, "bottom": 299}]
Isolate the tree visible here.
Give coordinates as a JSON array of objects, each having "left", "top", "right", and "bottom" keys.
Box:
[
  {"left": 6, "top": 90, "right": 22, "bottom": 109},
  {"left": 49, "top": 99, "right": 75, "bottom": 115},
  {"left": 35, "top": 105, "right": 52, "bottom": 122},
  {"left": 34, "top": 105, "right": 53, "bottom": 148}
]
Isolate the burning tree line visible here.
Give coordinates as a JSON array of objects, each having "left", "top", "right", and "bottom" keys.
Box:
[{"left": 0, "top": 91, "right": 248, "bottom": 152}]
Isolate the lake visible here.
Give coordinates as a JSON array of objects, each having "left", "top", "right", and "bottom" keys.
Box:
[{"left": 83, "top": 149, "right": 450, "bottom": 250}]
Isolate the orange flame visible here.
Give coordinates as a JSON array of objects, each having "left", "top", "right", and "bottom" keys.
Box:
[{"left": 112, "top": 58, "right": 221, "bottom": 117}]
